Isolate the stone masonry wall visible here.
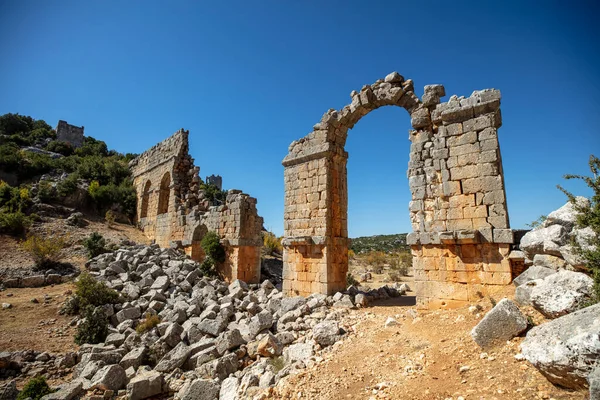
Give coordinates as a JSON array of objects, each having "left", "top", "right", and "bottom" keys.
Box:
[
  {"left": 282, "top": 72, "right": 514, "bottom": 307},
  {"left": 130, "top": 130, "right": 263, "bottom": 283},
  {"left": 55, "top": 120, "right": 84, "bottom": 148}
]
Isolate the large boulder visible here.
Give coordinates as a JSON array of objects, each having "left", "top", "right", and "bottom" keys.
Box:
[
  {"left": 520, "top": 225, "right": 567, "bottom": 259},
  {"left": 521, "top": 303, "right": 600, "bottom": 389},
  {"left": 470, "top": 298, "right": 528, "bottom": 348},
  {"left": 530, "top": 270, "right": 593, "bottom": 318}
]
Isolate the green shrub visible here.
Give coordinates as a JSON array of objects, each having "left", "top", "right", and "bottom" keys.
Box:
[
  {"left": 16, "top": 376, "right": 53, "bottom": 400},
  {"left": 74, "top": 306, "right": 108, "bottom": 345},
  {"left": 105, "top": 210, "right": 116, "bottom": 227},
  {"left": 346, "top": 273, "right": 359, "bottom": 287},
  {"left": 20, "top": 232, "right": 67, "bottom": 269},
  {"left": 83, "top": 232, "right": 108, "bottom": 258},
  {"left": 201, "top": 231, "right": 226, "bottom": 263},
  {"left": 56, "top": 173, "right": 79, "bottom": 197},
  {"left": 558, "top": 154, "right": 600, "bottom": 303},
  {"left": 88, "top": 181, "right": 136, "bottom": 219},
  {"left": 74, "top": 272, "right": 120, "bottom": 311},
  {"left": 0, "top": 211, "right": 31, "bottom": 234},
  {"left": 37, "top": 181, "right": 55, "bottom": 203},
  {"left": 199, "top": 257, "right": 217, "bottom": 277},
  {"left": 136, "top": 313, "right": 161, "bottom": 334},
  {"left": 46, "top": 140, "right": 74, "bottom": 156},
  {"left": 262, "top": 231, "right": 282, "bottom": 255},
  {"left": 199, "top": 182, "right": 227, "bottom": 204}
]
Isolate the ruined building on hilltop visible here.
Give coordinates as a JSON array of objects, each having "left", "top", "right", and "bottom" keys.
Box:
[
  {"left": 56, "top": 120, "right": 85, "bottom": 148},
  {"left": 129, "top": 129, "right": 263, "bottom": 283}
]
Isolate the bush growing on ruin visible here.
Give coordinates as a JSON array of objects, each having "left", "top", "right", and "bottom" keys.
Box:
[
  {"left": 200, "top": 181, "right": 227, "bottom": 205},
  {"left": 558, "top": 154, "right": 600, "bottom": 303},
  {"left": 16, "top": 376, "right": 54, "bottom": 400},
  {"left": 21, "top": 232, "right": 67, "bottom": 269},
  {"left": 83, "top": 232, "right": 108, "bottom": 258},
  {"left": 201, "top": 231, "right": 226, "bottom": 263},
  {"left": 74, "top": 306, "right": 109, "bottom": 345},
  {"left": 136, "top": 313, "right": 161, "bottom": 334},
  {"left": 263, "top": 231, "right": 282, "bottom": 255},
  {"left": 37, "top": 181, "right": 55, "bottom": 203}
]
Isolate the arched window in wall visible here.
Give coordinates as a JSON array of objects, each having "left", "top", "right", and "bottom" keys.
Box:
[
  {"left": 140, "top": 180, "right": 151, "bottom": 218},
  {"left": 157, "top": 173, "right": 171, "bottom": 215}
]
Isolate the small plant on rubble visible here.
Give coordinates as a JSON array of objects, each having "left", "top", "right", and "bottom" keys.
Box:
[
  {"left": 136, "top": 313, "right": 161, "bottom": 334},
  {"left": 557, "top": 154, "right": 600, "bottom": 304},
  {"left": 16, "top": 376, "right": 54, "bottom": 400},
  {"left": 74, "top": 305, "right": 109, "bottom": 345}
]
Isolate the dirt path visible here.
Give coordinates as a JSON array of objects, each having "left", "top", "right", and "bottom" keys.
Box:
[
  {"left": 274, "top": 298, "right": 585, "bottom": 400},
  {"left": 0, "top": 283, "right": 78, "bottom": 354}
]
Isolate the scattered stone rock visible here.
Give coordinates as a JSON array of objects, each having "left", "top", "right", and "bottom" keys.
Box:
[
  {"left": 312, "top": 320, "right": 341, "bottom": 347},
  {"left": 471, "top": 298, "right": 528, "bottom": 348}
]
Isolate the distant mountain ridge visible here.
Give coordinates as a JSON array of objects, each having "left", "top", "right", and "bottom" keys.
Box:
[{"left": 349, "top": 233, "right": 409, "bottom": 254}]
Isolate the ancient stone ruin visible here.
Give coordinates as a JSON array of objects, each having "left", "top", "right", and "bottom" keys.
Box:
[
  {"left": 282, "top": 72, "right": 516, "bottom": 308},
  {"left": 56, "top": 120, "right": 84, "bottom": 148},
  {"left": 130, "top": 129, "right": 263, "bottom": 283}
]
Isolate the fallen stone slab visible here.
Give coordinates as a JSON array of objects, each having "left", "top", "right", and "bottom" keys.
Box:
[
  {"left": 40, "top": 380, "right": 83, "bottom": 400},
  {"left": 90, "top": 364, "right": 126, "bottom": 391},
  {"left": 177, "top": 378, "right": 220, "bottom": 400},
  {"left": 513, "top": 265, "right": 555, "bottom": 287},
  {"left": 471, "top": 298, "right": 528, "bottom": 348},
  {"left": 127, "top": 370, "right": 164, "bottom": 400},
  {"left": 521, "top": 303, "right": 600, "bottom": 389},
  {"left": 154, "top": 342, "right": 190, "bottom": 373}
]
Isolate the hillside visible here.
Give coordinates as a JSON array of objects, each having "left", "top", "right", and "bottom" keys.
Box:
[{"left": 350, "top": 233, "right": 409, "bottom": 254}]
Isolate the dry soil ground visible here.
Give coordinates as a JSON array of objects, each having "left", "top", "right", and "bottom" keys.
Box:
[{"left": 273, "top": 290, "right": 586, "bottom": 400}]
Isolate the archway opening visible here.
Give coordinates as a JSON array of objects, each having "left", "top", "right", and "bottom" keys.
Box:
[
  {"left": 345, "top": 106, "right": 414, "bottom": 291},
  {"left": 140, "top": 180, "right": 151, "bottom": 219},
  {"left": 157, "top": 172, "right": 171, "bottom": 215}
]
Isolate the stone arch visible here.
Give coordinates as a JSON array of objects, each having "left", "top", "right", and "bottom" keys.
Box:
[
  {"left": 140, "top": 180, "right": 152, "bottom": 219},
  {"left": 157, "top": 172, "right": 171, "bottom": 215},
  {"left": 190, "top": 224, "right": 208, "bottom": 262},
  {"left": 282, "top": 72, "right": 514, "bottom": 308}
]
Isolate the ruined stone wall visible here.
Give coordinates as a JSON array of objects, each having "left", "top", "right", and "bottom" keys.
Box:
[
  {"left": 130, "top": 130, "right": 263, "bottom": 283},
  {"left": 282, "top": 72, "right": 514, "bottom": 307},
  {"left": 56, "top": 120, "right": 84, "bottom": 148}
]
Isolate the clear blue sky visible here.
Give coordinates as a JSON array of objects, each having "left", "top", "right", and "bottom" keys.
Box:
[{"left": 1, "top": 1, "right": 599, "bottom": 237}]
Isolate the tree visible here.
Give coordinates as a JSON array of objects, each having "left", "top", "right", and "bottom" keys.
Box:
[{"left": 558, "top": 154, "right": 600, "bottom": 303}]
